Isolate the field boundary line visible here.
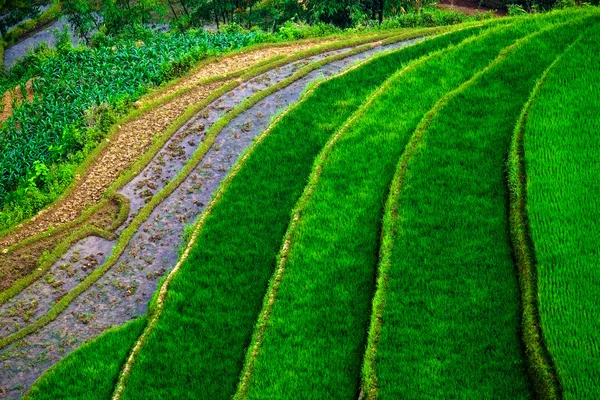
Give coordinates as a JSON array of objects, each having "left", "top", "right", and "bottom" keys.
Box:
[
  {"left": 505, "top": 29, "right": 589, "bottom": 400},
  {"left": 357, "top": 19, "right": 583, "bottom": 399},
  {"left": 109, "top": 59, "right": 337, "bottom": 400}
]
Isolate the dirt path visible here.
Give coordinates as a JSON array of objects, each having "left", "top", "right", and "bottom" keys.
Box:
[
  {"left": 0, "top": 80, "right": 35, "bottom": 124},
  {"left": 0, "top": 38, "right": 417, "bottom": 399},
  {"left": 438, "top": 0, "right": 506, "bottom": 16},
  {"left": 0, "top": 41, "right": 327, "bottom": 249}
]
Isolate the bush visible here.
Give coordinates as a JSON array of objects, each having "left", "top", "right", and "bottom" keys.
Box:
[
  {"left": 277, "top": 20, "right": 341, "bottom": 40},
  {"left": 89, "top": 31, "right": 112, "bottom": 49},
  {"left": 222, "top": 22, "right": 246, "bottom": 34},
  {"left": 553, "top": 0, "right": 577, "bottom": 9},
  {"left": 379, "top": 8, "right": 480, "bottom": 29},
  {"left": 507, "top": 4, "right": 529, "bottom": 15}
]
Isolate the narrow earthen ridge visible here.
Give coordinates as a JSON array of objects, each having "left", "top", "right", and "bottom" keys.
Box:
[
  {"left": 505, "top": 33, "right": 586, "bottom": 399},
  {"left": 358, "top": 23, "right": 565, "bottom": 400}
]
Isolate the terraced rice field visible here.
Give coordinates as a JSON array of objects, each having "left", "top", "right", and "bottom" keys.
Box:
[{"left": 0, "top": 8, "right": 599, "bottom": 400}]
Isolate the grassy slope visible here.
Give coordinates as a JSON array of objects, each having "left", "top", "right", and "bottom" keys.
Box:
[
  {"left": 25, "top": 318, "right": 146, "bottom": 400},
  {"left": 118, "top": 28, "right": 487, "bottom": 400},
  {"left": 370, "top": 15, "right": 595, "bottom": 399},
  {"left": 240, "top": 17, "right": 558, "bottom": 400},
  {"left": 524, "top": 23, "right": 600, "bottom": 399}
]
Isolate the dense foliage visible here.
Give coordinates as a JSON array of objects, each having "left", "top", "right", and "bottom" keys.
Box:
[
  {"left": 0, "top": 0, "right": 42, "bottom": 36},
  {"left": 83, "top": 0, "right": 598, "bottom": 30},
  {"left": 59, "top": 0, "right": 439, "bottom": 33}
]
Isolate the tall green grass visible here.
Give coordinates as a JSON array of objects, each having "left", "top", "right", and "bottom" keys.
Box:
[
  {"left": 25, "top": 317, "right": 146, "bottom": 400},
  {"left": 238, "top": 17, "right": 560, "bottom": 400},
  {"left": 523, "top": 23, "right": 600, "bottom": 400},
  {"left": 116, "top": 27, "right": 487, "bottom": 400},
  {"left": 366, "top": 15, "right": 596, "bottom": 399}
]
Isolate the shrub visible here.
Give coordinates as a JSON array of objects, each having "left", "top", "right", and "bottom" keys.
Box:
[
  {"left": 508, "top": 4, "right": 529, "bottom": 14},
  {"left": 553, "top": 0, "right": 577, "bottom": 9}
]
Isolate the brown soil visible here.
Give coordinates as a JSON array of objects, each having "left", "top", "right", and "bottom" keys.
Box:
[
  {"left": 90, "top": 197, "right": 122, "bottom": 230},
  {"left": 0, "top": 79, "right": 35, "bottom": 123},
  {"left": 438, "top": 0, "right": 506, "bottom": 15},
  {"left": 0, "top": 231, "right": 69, "bottom": 292},
  {"left": 25, "top": 79, "right": 35, "bottom": 101},
  {"left": 0, "top": 90, "right": 14, "bottom": 122},
  {"left": 0, "top": 41, "right": 333, "bottom": 248},
  {"left": 0, "top": 197, "right": 120, "bottom": 292}
]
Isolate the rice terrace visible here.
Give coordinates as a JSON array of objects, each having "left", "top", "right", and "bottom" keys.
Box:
[{"left": 0, "top": 0, "right": 598, "bottom": 398}]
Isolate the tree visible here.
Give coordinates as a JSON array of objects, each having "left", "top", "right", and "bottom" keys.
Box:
[
  {"left": 0, "top": 0, "right": 40, "bottom": 37},
  {"left": 61, "top": 0, "right": 98, "bottom": 44}
]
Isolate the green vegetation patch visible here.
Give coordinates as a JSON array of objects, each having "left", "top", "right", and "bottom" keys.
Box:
[
  {"left": 368, "top": 15, "right": 595, "bottom": 400},
  {"left": 116, "top": 27, "right": 486, "bottom": 400},
  {"left": 240, "top": 16, "right": 553, "bottom": 400},
  {"left": 523, "top": 23, "right": 600, "bottom": 399},
  {"left": 26, "top": 317, "right": 146, "bottom": 400},
  {"left": 0, "top": 29, "right": 276, "bottom": 228}
]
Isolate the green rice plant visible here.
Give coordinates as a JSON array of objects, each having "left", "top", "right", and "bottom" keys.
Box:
[
  {"left": 520, "top": 23, "right": 600, "bottom": 400},
  {"left": 25, "top": 317, "right": 146, "bottom": 400},
  {"left": 237, "top": 15, "right": 566, "bottom": 400},
  {"left": 113, "top": 26, "right": 488, "bottom": 400},
  {"left": 362, "top": 14, "right": 596, "bottom": 400},
  {"left": 505, "top": 41, "right": 577, "bottom": 400}
]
